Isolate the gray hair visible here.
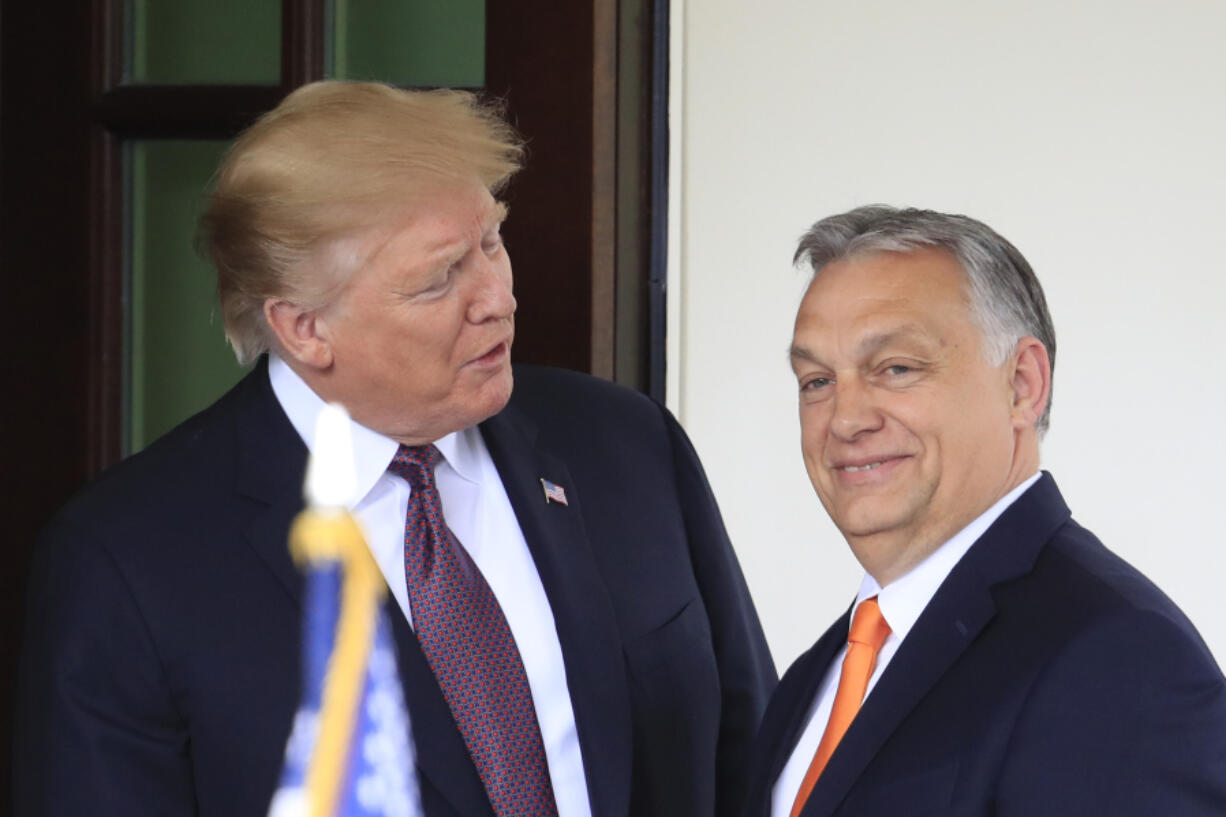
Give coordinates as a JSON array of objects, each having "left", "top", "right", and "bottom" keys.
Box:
[{"left": 794, "top": 205, "right": 1056, "bottom": 434}]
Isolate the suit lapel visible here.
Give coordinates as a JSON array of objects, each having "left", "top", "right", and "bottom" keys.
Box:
[
  {"left": 801, "top": 474, "right": 1072, "bottom": 817},
  {"left": 233, "top": 359, "right": 309, "bottom": 605},
  {"left": 480, "top": 406, "right": 633, "bottom": 817},
  {"left": 390, "top": 607, "right": 497, "bottom": 817},
  {"left": 748, "top": 615, "right": 849, "bottom": 817}
]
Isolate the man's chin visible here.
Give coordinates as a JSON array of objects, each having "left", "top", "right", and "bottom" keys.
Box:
[
  {"left": 831, "top": 502, "right": 910, "bottom": 542},
  {"left": 469, "top": 366, "right": 514, "bottom": 423}
]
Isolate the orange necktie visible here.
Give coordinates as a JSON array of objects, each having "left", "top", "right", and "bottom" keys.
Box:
[{"left": 789, "top": 597, "right": 892, "bottom": 817}]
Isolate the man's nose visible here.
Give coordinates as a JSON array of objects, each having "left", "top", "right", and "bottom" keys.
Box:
[
  {"left": 828, "top": 377, "right": 883, "bottom": 441},
  {"left": 468, "top": 254, "right": 516, "bottom": 323}
]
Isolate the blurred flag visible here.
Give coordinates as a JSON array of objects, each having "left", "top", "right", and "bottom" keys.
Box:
[{"left": 268, "top": 404, "right": 423, "bottom": 817}]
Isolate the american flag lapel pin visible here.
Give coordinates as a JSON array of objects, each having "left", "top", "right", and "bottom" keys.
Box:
[{"left": 540, "top": 478, "right": 569, "bottom": 506}]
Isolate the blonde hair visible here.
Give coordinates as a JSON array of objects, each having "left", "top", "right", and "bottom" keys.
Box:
[{"left": 198, "top": 81, "right": 524, "bottom": 364}]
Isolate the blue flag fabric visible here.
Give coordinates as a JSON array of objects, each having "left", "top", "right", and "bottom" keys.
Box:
[{"left": 268, "top": 561, "right": 423, "bottom": 817}]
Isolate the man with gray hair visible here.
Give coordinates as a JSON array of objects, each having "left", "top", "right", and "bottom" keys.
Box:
[{"left": 742, "top": 206, "right": 1226, "bottom": 817}]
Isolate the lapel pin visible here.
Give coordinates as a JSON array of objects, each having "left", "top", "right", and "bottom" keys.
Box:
[{"left": 540, "top": 478, "right": 569, "bottom": 506}]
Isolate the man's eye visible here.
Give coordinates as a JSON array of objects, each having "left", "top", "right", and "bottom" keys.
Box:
[
  {"left": 801, "top": 376, "right": 832, "bottom": 391},
  {"left": 416, "top": 267, "right": 455, "bottom": 297},
  {"left": 483, "top": 231, "right": 504, "bottom": 256},
  {"left": 886, "top": 365, "right": 911, "bottom": 376}
]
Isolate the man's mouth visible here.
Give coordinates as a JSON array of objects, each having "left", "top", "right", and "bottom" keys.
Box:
[
  {"left": 469, "top": 340, "right": 510, "bottom": 366},
  {"left": 831, "top": 455, "right": 909, "bottom": 478}
]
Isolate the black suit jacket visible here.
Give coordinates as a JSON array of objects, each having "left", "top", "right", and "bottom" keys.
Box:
[
  {"left": 744, "top": 474, "right": 1226, "bottom": 817},
  {"left": 14, "top": 360, "right": 776, "bottom": 817}
]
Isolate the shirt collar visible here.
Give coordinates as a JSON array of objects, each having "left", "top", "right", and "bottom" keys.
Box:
[
  {"left": 267, "top": 354, "right": 482, "bottom": 504},
  {"left": 433, "top": 426, "right": 483, "bottom": 485},
  {"left": 854, "top": 471, "right": 1042, "bottom": 640}
]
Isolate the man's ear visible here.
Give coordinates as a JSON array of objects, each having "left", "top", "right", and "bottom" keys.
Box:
[
  {"left": 263, "top": 298, "right": 334, "bottom": 371},
  {"left": 1009, "top": 336, "right": 1051, "bottom": 430}
]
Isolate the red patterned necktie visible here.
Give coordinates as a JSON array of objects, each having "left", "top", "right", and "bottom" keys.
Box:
[{"left": 389, "top": 444, "right": 558, "bottom": 817}]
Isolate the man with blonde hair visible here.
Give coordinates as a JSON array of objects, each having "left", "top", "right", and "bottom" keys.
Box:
[{"left": 15, "top": 82, "right": 775, "bottom": 817}]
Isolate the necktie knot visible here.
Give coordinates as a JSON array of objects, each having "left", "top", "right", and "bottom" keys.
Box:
[
  {"left": 848, "top": 597, "right": 891, "bottom": 651},
  {"left": 389, "top": 443, "right": 442, "bottom": 488}
]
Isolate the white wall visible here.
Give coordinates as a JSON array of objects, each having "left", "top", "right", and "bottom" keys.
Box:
[{"left": 669, "top": 0, "right": 1226, "bottom": 669}]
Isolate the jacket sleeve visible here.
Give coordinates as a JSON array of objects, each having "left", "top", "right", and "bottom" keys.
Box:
[
  {"left": 663, "top": 407, "right": 779, "bottom": 817},
  {"left": 13, "top": 515, "right": 196, "bottom": 817}
]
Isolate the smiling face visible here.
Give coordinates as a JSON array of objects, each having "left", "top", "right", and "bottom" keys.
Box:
[
  {"left": 790, "top": 247, "right": 1039, "bottom": 585},
  {"left": 307, "top": 182, "right": 516, "bottom": 444}
]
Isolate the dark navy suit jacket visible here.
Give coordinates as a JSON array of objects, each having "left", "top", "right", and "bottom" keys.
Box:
[
  {"left": 743, "top": 474, "right": 1226, "bottom": 817},
  {"left": 15, "top": 360, "right": 776, "bottom": 817}
]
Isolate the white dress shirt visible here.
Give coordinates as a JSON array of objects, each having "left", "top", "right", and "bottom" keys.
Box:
[
  {"left": 770, "top": 473, "right": 1041, "bottom": 817},
  {"left": 269, "top": 355, "right": 593, "bottom": 817}
]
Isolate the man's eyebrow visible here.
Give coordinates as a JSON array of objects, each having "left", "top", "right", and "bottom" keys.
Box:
[
  {"left": 487, "top": 201, "right": 509, "bottom": 228},
  {"left": 788, "top": 325, "right": 933, "bottom": 367},
  {"left": 788, "top": 344, "right": 822, "bottom": 366},
  {"left": 853, "top": 326, "right": 931, "bottom": 357},
  {"left": 419, "top": 201, "right": 510, "bottom": 260}
]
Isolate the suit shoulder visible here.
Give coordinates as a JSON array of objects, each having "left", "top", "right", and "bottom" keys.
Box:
[
  {"left": 1043, "top": 521, "right": 1201, "bottom": 628},
  {"left": 509, "top": 364, "right": 667, "bottom": 428},
  {"left": 41, "top": 368, "right": 263, "bottom": 553},
  {"left": 993, "top": 519, "right": 1220, "bottom": 677}
]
